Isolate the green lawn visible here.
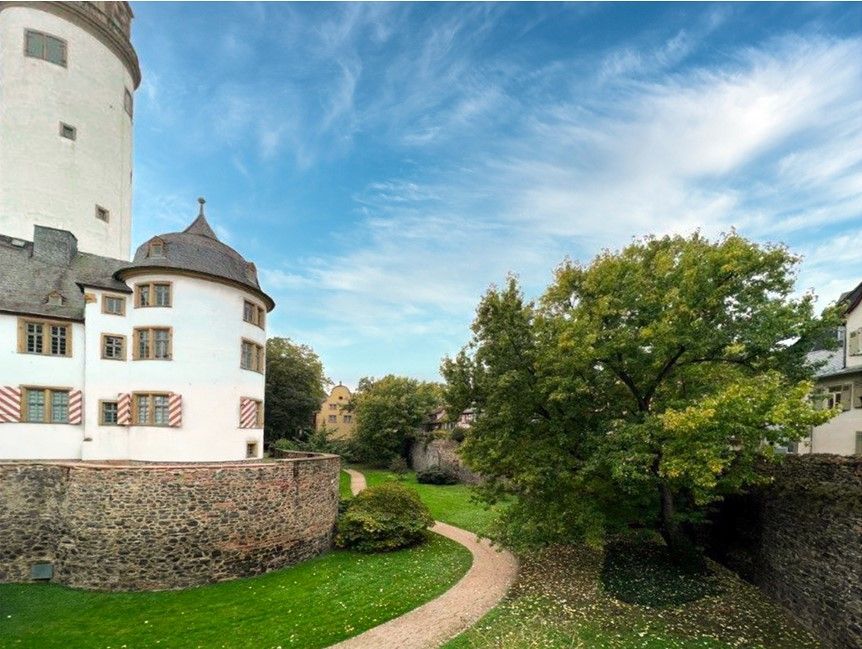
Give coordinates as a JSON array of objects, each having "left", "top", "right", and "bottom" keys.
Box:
[
  {"left": 339, "top": 469, "right": 354, "bottom": 499},
  {"left": 358, "top": 467, "right": 502, "bottom": 536},
  {"left": 0, "top": 535, "right": 471, "bottom": 649}
]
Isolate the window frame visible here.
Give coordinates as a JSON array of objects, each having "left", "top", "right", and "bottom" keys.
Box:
[
  {"left": 132, "top": 327, "right": 173, "bottom": 361},
  {"left": 131, "top": 392, "right": 172, "bottom": 426},
  {"left": 101, "top": 333, "right": 127, "bottom": 361},
  {"left": 17, "top": 317, "right": 73, "bottom": 357},
  {"left": 95, "top": 205, "right": 110, "bottom": 223},
  {"left": 135, "top": 281, "right": 172, "bottom": 308},
  {"left": 124, "top": 88, "right": 134, "bottom": 118},
  {"left": 101, "top": 294, "right": 127, "bottom": 316},
  {"left": 243, "top": 300, "right": 265, "bottom": 328},
  {"left": 99, "top": 400, "right": 120, "bottom": 426},
  {"left": 246, "top": 441, "right": 259, "bottom": 459},
  {"left": 240, "top": 338, "right": 265, "bottom": 373},
  {"left": 343, "top": 414, "right": 353, "bottom": 424},
  {"left": 59, "top": 122, "right": 76, "bottom": 140},
  {"left": 24, "top": 29, "right": 67, "bottom": 67},
  {"left": 241, "top": 397, "right": 265, "bottom": 428},
  {"left": 20, "top": 386, "right": 72, "bottom": 424}
]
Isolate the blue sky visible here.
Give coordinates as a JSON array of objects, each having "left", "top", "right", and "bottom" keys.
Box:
[{"left": 129, "top": 2, "right": 862, "bottom": 387}]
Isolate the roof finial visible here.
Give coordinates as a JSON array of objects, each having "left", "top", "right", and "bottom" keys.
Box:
[{"left": 197, "top": 196, "right": 206, "bottom": 217}]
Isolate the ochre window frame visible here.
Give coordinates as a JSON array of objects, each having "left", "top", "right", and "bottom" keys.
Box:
[
  {"left": 240, "top": 338, "right": 265, "bottom": 373},
  {"left": 132, "top": 327, "right": 173, "bottom": 360},
  {"left": 101, "top": 294, "right": 127, "bottom": 316},
  {"left": 24, "top": 29, "right": 67, "bottom": 67},
  {"left": 135, "top": 281, "right": 172, "bottom": 308},
  {"left": 99, "top": 399, "right": 120, "bottom": 426},
  {"left": 243, "top": 300, "right": 265, "bottom": 328},
  {"left": 17, "top": 317, "right": 73, "bottom": 357},
  {"left": 101, "top": 333, "right": 127, "bottom": 361},
  {"left": 20, "top": 386, "right": 72, "bottom": 423},
  {"left": 131, "top": 392, "right": 172, "bottom": 426}
]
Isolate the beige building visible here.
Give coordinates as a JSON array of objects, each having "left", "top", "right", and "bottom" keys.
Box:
[
  {"left": 800, "top": 281, "right": 862, "bottom": 456},
  {"left": 315, "top": 384, "right": 355, "bottom": 440}
]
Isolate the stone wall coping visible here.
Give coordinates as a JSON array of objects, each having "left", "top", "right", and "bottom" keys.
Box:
[{"left": 0, "top": 452, "right": 339, "bottom": 471}]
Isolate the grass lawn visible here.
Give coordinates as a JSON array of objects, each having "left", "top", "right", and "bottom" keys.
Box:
[
  {"left": 0, "top": 534, "right": 471, "bottom": 649},
  {"left": 339, "top": 469, "right": 354, "bottom": 499},
  {"left": 357, "top": 467, "right": 502, "bottom": 536}
]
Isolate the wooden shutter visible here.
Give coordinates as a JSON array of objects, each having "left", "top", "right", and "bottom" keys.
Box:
[
  {"left": 854, "top": 380, "right": 862, "bottom": 408},
  {"left": 841, "top": 384, "right": 852, "bottom": 411},
  {"left": 168, "top": 393, "right": 182, "bottom": 427},
  {"left": 117, "top": 393, "right": 132, "bottom": 426},
  {"left": 239, "top": 397, "right": 257, "bottom": 428},
  {"left": 0, "top": 387, "right": 21, "bottom": 423},
  {"left": 850, "top": 330, "right": 859, "bottom": 356},
  {"left": 68, "top": 389, "right": 83, "bottom": 424}
]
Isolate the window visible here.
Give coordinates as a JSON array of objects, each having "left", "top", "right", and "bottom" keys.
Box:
[
  {"left": 134, "top": 393, "right": 170, "bottom": 426},
  {"left": 329, "top": 403, "right": 337, "bottom": 411},
  {"left": 102, "top": 295, "right": 126, "bottom": 315},
  {"left": 147, "top": 240, "right": 164, "bottom": 257},
  {"left": 100, "top": 400, "right": 119, "bottom": 425},
  {"left": 241, "top": 340, "right": 265, "bottom": 372},
  {"left": 124, "top": 88, "right": 133, "bottom": 118},
  {"left": 17, "top": 318, "right": 71, "bottom": 356},
  {"left": 101, "top": 334, "right": 126, "bottom": 360},
  {"left": 343, "top": 415, "right": 352, "bottom": 424},
  {"left": 243, "top": 300, "right": 265, "bottom": 328},
  {"left": 246, "top": 441, "right": 259, "bottom": 459},
  {"left": 824, "top": 384, "right": 851, "bottom": 411},
  {"left": 850, "top": 329, "right": 862, "bottom": 356},
  {"left": 328, "top": 415, "right": 337, "bottom": 424},
  {"left": 136, "top": 282, "right": 171, "bottom": 307},
  {"left": 46, "top": 291, "right": 64, "bottom": 306},
  {"left": 22, "top": 387, "right": 70, "bottom": 423},
  {"left": 95, "top": 205, "right": 110, "bottom": 222},
  {"left": 856, "top": 431, "right": 862, "bottom": 456},
  {"left": 25, "top": 30, "right": 67, "bottom": 66},
  {"left": 59, "top": 122, "right": 76, "bottom": 140},
  {"left": 134, "top": 327, "right": 172, "bottom": 360}
]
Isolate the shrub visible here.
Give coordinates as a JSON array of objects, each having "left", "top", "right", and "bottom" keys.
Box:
[
  {"left": 417, "top": 466, "right": 458, "bottom": 485},
  {"left": 450, "top": 427, "right": 466, "bottom": 443},
  {"left": 389, "top": 456, "right": 409, "bottom": 479},
  {"left": 336, "top": 483, "right": 434, "bottom": 552}
]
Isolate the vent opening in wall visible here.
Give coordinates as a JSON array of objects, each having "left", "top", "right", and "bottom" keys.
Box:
[
  {"left": 246, "top": 441, "right": 259, "bottom": 459},
  {"left": 95, "top": 205, "right": 110, "bottom": 222},
  {"left": 59, "top": 122, "right": 76, "bottom": 140},
  {"left": 30, "top": 563, "right": 53, "bottom": 581}
]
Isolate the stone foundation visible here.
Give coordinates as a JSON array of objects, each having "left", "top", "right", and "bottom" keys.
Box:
[
  {"left": 0, "top": 453, "right": 340, "bottom": 591},
  {"left": 410, "top": 437, "right": 481, "bottom": 484},
  {"left": 707, "top": 455, "right": 862, "bottom": 649}
]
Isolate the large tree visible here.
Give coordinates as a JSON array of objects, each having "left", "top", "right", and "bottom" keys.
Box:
[
  {"left": 442, "top": 233, "right": 838, "bottom": 556},
  {"left": 265, "top": 337, "right": 328, "bottom": 445},
  {"left": 350, "top": 375, "right": 442, "bottom": 465}
]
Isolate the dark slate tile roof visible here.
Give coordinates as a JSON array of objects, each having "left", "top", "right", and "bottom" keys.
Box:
[
  {"left": 119, "top": 213, "right": 274, "bottom": 310},
  {"left": 0, "top": 232, "right": 129, "bottom": 321},
  {"left": 807, "top": 349, "right": 846, "bottom": 378}
]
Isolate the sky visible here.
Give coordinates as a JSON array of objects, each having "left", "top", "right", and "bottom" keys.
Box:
[{"left": 129, "top": 2, "right": 862, "bottom": 387}]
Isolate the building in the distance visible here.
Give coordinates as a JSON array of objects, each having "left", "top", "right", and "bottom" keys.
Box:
[
  {"left": 0, "top": 2, "right": 274, "bottom": 462},
  {"left": 315, "top": 384, "right": 355, "bottom": 439},
  {"left": 800, "top": 281, "right": 862, "bottom": 456}
]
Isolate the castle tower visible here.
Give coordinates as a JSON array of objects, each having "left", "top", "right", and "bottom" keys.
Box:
[{"left": 0, "top": 2, "right": 140, "bottom": 260}]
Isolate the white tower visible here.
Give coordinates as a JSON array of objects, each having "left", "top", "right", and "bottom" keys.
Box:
[{"left": 0, "top": 2, "right": 140, "bottom": 261}]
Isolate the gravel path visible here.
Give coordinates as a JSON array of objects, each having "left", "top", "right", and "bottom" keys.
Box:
[{"left": 332, "top": 469, "right": 518, "bottom": 649}]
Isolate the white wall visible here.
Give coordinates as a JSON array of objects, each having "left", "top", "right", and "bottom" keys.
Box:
[
  {"left": 846, "top": 304, "right": 862, "bottom": 370},
  {"left": 0, "top": 313, "right": 85, "bottom": 459},
  {"left": 82, "top": 273, "right": 266, "bottom": 462},
  {"left": 800, "top": 407, "right": 862, "bottom": 456},
  {"left": 0, "top": 5, "right": 134, "bottom": 260}
]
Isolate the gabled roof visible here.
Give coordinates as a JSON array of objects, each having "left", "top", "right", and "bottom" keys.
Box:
[{"left": 840, "top": 279, "right": 862, "bottom": 316}]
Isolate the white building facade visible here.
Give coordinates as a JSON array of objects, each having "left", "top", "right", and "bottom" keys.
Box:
[{"left": 0, "top": 3, "right": 274, "bottom": 462}]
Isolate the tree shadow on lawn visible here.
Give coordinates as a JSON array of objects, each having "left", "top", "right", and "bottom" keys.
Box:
[{"left": 600, "top": 540, "right": 721, "bottom": 608}]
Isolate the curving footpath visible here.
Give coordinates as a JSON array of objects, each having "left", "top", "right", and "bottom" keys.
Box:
[{"left": 331, "top": 469, "right": 518, "bottom": 649}]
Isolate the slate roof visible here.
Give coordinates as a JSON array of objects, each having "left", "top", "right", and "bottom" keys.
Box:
[
  {"left": 118, "top": 210, "right": 274, "bottom": 310},
  {"left": 0, "top": 231, "right": 128, "bottom": 321},
  {"left": 806, "top": 349, "right": 846, "bottom": 378}
]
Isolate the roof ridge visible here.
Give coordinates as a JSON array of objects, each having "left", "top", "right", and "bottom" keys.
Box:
[{"left": 183, "top": 213, "right": 219, "bottom": 240}]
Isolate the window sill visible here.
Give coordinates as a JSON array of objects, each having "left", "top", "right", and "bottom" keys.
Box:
[{"left": 18, "top": 351, "right": 72, "bottom": 358}]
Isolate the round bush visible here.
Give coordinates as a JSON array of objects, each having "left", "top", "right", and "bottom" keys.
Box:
[
  {"left": 336, "top": 483, "right": 434, "bottom": 552},
  {"left": 416, "top": 466, "right": 458, "bottom": 485}
]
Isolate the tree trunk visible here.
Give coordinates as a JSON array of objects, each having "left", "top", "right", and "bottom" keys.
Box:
[{"left": 658, "top": 481, "right": 702, "bottom": 568}]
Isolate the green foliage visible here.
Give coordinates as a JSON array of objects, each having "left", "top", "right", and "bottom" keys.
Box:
[
  {"left": 600, "top": 541, "right": 720, "bottom": 607},
  {"left": 336, "top": 482, "right": 434, "bottom": 552},
  {"left": 442, "top": 232, "right": 840, "bottom": 554},
  {"left": 264, "top": 338, "right": 328, "bottom": 445},
  {"left": 450, "top": 427, "right": 466, "bottom": 443},
  {"left": 350, "top": 375, "right": 442, "bottom": 465},
  {"left": 273, "top": 427, "right": 356, "bottom": 460},
  {"left": 417, "top": 466, "right": 459, "bottom": 485},
  {"left": 388, "top": 456, "right": 409, "bottom": 479}
]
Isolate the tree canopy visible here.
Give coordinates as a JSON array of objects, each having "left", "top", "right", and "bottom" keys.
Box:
[
  {"left": 350, "top": 375, "right": 442, "bottom": 465},
  {"left": 442, "top": 232, "right": 839, "bottom": 555},
  {"left": 265, "top": 337, "right": 328, "bottom": 445}
]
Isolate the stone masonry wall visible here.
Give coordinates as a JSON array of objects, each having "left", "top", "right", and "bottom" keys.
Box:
[
  {"left": 0, "top": 453, "right": 340, "bottom": 591},
  {"left": 410, "top": 437, "right": 481, "bottom": 484},
  {"left": 707, "top": 455, "right": 862, "bottom": 649}
]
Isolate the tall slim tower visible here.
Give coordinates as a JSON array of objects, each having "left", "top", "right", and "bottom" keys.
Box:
[{"left": 0, "top": 2, "right": 139, "bottom": 260}]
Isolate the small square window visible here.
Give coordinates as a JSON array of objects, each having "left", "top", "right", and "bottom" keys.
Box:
[
  {"left": 59, "top": 122, "right": 76, "bottom": 140},
  {"left": 95, "top": 205, "right": 109, "bottom": 222},
  {"left": 328, "top": 414, "right": 337, "bottom": 423},
  {"left": 101, "top": 401, "right": 119, "bottom": 425},
  {"left": 102, "top": 295, "right": 125, "bottom": 316},
  {"left": 246, "top": 441, "right": 259, "bottom": 459},
  {"left": 102, "top": 334, "right": 125, "bottom": 360}
]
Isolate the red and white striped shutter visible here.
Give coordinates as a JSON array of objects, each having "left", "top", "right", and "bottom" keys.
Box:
[
  {"left": 168, "top": 393, "right": 182, "bottom": 427},
  {"left": 239, "top": 397, "right": 256, "bottom": 428},
  {"left": 68, "top": 390, "right": 83, "bottom": 424},
  {"left": 117, "top": 393, "right": 132, "bottom": 426},
  {"left": 0, "top": 387, "right": 21, "bottom": 423}
]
